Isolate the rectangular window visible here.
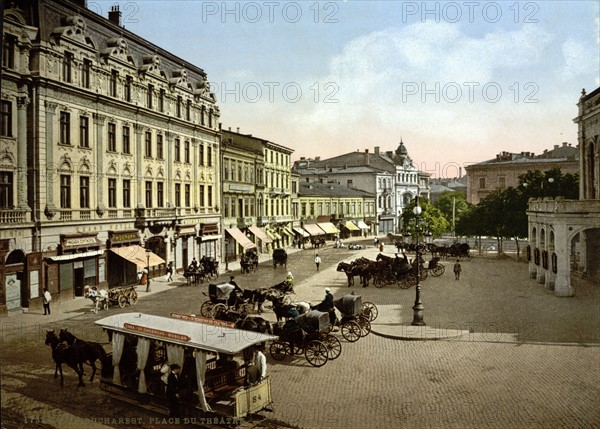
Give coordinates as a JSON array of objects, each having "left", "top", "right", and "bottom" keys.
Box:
[
  {"left": 185, "top": 184, "right": 190, "bottom": 207},
  {"left": 145, "top": 181, "right": 152, "bottom": 207},
  {"left": 1, "top": 100, "right": 12, "bottom": 137},
  {"left": 0, "top": 172, "right": 13, "bottom": 208},
  {"left": 79, "top": 176, "right": 90, "bottom": 208},
  {"left": 184, "top": 141, "right": 190, "bottom": 163},
  {"left": 159, "top": 89, "right": 165, "bottom": 112},
  {"left": 224, "top": 196, "right": 229, "bottom": 218},
  {"left": 199, "top": 184, "right": 205, "bottom": 207},
  {"left": 110, "top": 70, "right": 118, "bottom": 97},
  {"left": 177, "top": 96, "right": 182, "bottom": 118},
  {"left": 122, "top": 126, "right": 130, "bottom": 154},
  {"left": 499, "top": 177, "right": 506, "bottom": 188},
  {"left": 145, "top": 131, "right": 152, "bottom": 157},
  {"left": 60, "top": 111, "right": 70, "bottom": 145},
  {"left": 63, "top": 52, "right": 73, "bottom": 83},
  {"left": 107, "top": 123, "right": 116, "bottom": 152},
  {"left": 79, "top": 116, "right": 89, "bottom": 148},
  {"left": 147, "top": 84, "right": 154, "bottom": 109},
  {"left": 207, "top": 185, "right": 213, "bottom": 207},
  {"left": 60, "top": 175, "right": 71, "bottom": 208},
  {"left": 2, "top": 35, "right": 16, "bottom": 69},
  {"left": 224, "top": 160, "right": 229, "bottom": 180},
  {"left": 207, "top": 146, "right": 212, "bottom": 167},
  {"left": 108, "top": 178, "right": 116, "bottom": 208},
  {"left": 199, "top": 144, "right": 204, "bottom": 166},
  {"left": 82, "top": 59, "right": 91, "bottom": 89},
  {"left": 186, "top": 100, "right": 191, "bottom": 121},
  {"left": 157, "top": 182, "right": 164, "bottom": 207},
  {"left": 156, "top": 134, "right": 163, "bottom": 159},
  {"left": 122, "top": 179, "right": 131, "bottom": 208},
  {"left": 175, "top": 139, "right": 181, "bottom": 162},
  {"left": 175, "top": 184, "right": 181, "bottom": 207},
  {"left": 479, "top": 177, "right": 486, "bottom": 189},
  {"left": 124, "top": 75, "right": 132, "bottom": 102}
]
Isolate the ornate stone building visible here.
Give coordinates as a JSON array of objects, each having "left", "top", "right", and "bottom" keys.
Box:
[
  {"left": 526, "top": 87, "right": 600, "bottom": 296},
  {"left": 0, "top": 0, "right": 221, "bottom": 314}
]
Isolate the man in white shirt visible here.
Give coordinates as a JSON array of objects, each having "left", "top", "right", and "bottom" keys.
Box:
[{"left": 255, "top": 346, "right": 267, "bottom": 381}]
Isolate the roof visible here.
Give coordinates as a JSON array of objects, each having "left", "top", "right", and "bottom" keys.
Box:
[
  {"left": 95, "top": 312, "right": 277, "bottom": 354},
  {"left": 299, "top": 181, "right": 375, "bottom": 198}
]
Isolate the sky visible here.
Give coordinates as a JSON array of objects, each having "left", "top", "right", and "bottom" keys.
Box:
[{"left": 93, "top": 0, "right": 599, "bottom": 178}]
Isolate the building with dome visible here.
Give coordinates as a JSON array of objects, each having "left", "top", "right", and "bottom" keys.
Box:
[{"left": 293, "top": 141, "right": 429, "bottom": 235}]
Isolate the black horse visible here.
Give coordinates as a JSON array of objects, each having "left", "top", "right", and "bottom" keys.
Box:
[
  {"left": 58, "top": 329, "right": 107, "bottom": 383},
  {"left": 337, "top": 262, "right": 358, "bottom": 287},
  {"left": 45, "top": 330, "right": 86, "bottom": 387}
]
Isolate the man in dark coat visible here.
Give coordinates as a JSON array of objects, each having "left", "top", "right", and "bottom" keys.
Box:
[
  {"left": 316, "top": 288, "right": 336, "bottom": 325},
  {"left": 166, "top": 364, "right": 181, "bottom": 418}
]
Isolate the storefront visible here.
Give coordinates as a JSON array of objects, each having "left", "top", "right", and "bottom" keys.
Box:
[
  {"left": 198, "top": 223, "right": 220, "bottom": 259},
  {"left": 248, "top": 225, "right": 272, "bottom": 254}
]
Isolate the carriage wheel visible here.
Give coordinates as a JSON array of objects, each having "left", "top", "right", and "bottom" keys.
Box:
[
  {"left": 200, "top": 301, "right": 213, "bottom": 317},
  {"left": 117, "top": 294, "right": 127, "bottom": 308},
  {"left": 420, "top": 269, "right": 428, "bottom": 280},
  {"left": 323, "top": 334, "right": 342, "bottom": 360},
  {"left": 431, "top": 265, "right": 445, "bottom": 277},
  {"left": 305, "top": 340, "right": 328, "bottom": 367},
  {"left": 269, "top": 341, "right": 288, "bottom": 361},
  {"left": 128, "top": 290, "right": 138, "bottom": 305},
  {"left": 357, "top": 316, "right": 372, "bottom": 337},
  {"left": 361, "top": 302, "right": 378, "bottom": 322},
  {"left": 239, "top": 303, "right": 254, "bottom": 315},
  {"left": 405, "top": 275, "right": 417, "bottom": 287},
  {"left": 373, "top": 277, "right": 384, "bottom": 288},
  {"left": 211, "top": 303, "right": 227, "bottom": 319},
  {"left": 398, "top": 278, "right": 412, "bottom": 289},
  {"left": 341, "top": 321, "right": 361, "bottom": 343}
]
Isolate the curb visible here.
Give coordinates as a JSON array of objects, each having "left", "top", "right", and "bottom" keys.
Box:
[{"left": 371, "top": 323, "right": 470, "bottom": 341}]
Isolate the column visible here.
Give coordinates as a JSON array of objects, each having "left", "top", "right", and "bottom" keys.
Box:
[
  {"left": 44, "top": 101, "right": 58, "bottom": 218},
  {"left": 553, "top": 224, "right": 574, "bottom": 297},
  {"left": 192, "top": 138, "right": 198, "bottom": 210},
  {"left": 165, "top": 131, "right": 173, "bottom": 203},
  {"left": 134, "top": 124, "right": 144, "bottom": 208},
  {"left": 16, "top": 95, "right": 30, "bottom": 210},
  {"left": 93, "top": 113, "right": 106, "bottom": 216}
]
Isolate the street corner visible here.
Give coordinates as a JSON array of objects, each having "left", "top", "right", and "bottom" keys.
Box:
[{"left": 371, "top": 323, "right": 470, "bottom": 341}]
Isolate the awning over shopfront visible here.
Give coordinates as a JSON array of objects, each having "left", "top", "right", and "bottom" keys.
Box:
[
  {"left": 248, "top": 226, "right": 272, "bottom": 244},
  {"left": 344, "top": 221, "right": 360, "bottom": 231},
  {"left": 317, "top": 222, "right": 340, "bottom": 234},
  {"left": 46, "top": 249, "right": 105, "bottom": 262},
  {"left": 226, "top": 228, "right": 257, "bottom": 250},
  {"left": 281, "top": 226, "right": 294, "bottom": 236},
  {"left": 110, "top": 246, "right": 165, "bottom": 269},
  {"left": 303, "top": 223, "right": 326, "bottom": 236},
  {"left": 293, "top": 227, "right": 310, "bottom": 238},
  {"left": 356, "top": 220, "right": 370, "bottom": 230},
  {"left": 265, "top": 230, "right": 282, "bottom": 241}
]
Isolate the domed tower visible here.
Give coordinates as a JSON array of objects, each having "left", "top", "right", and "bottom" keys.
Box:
[{"left": 394, "top": 138, "right": 409, "bottom": 165}]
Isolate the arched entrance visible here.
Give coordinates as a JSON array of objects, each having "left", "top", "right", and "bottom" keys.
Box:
[{"left": 5, "top": 250, "right": 27, "bottom": 310}]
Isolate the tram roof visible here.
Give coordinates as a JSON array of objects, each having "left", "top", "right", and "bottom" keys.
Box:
[{"left": 95, "top": 312, "right": 278, "bottom": 355}]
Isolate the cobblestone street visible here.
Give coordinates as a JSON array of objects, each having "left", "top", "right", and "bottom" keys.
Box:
[{"left": 1, "top": 242, "right": 599, "bottom": 429}]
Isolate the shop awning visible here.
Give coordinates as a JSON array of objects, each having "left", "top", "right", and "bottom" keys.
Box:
[
  {"left": 293, "top": 227, "right": 310, "bottom": 238},
  {"left": 303, "top": 223, "right": 325, "bottom": 236},
  {"left": 344, "top": 221, "right": 360, "bottom": 231},
  {"left": 110, "top": 245, "right": 165, "bottom": 269},
  {"left": 281, "top": 226, "right": 294, "bottom": 236},
  {"left": 46, "top": 249, "right": 105, "bottom": 262},
  {"left": 226, "top": 228, "right": 257, "bottom": 250},
  {"left": 265, "top": 230, "right": 282, "bottom": 241},
  {"left": 356, "top": 220, "right": 370, "bottom": 230},
  {"left": 248, "top": 226, "right": 272, "bottom": 244},
  {"left": 317, "top": 222, "right": 340, "bottom": 234}
]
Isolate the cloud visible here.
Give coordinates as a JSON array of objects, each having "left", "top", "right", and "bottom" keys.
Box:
[{"left": 559, "top": 38, "right": 598, "bottom": 81}]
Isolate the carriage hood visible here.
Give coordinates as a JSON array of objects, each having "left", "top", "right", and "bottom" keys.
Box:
[{"left": 334, "top": 295, "right": 362, "bottom": 317}]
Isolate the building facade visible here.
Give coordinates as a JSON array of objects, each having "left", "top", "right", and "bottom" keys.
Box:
[
  {"left": 526, "top": 87, "right": 600, "bottom": 296},
  {"left": 465, "top": 144, "right": 579, "bottom": 204},
  {"left": 0, "top": 0, "right": 221, "bottom": 314}
]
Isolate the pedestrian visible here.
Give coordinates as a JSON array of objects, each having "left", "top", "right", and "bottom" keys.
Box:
[
  {"left": 286, "top": 271, "right": 294, "bottom": 287},
  {"left": 166, "top": 363, "right": 181, "bottom": 418},
  {"left": 374, "top": 237, "right": 378, "bottom": 247},
  {"left": 165, "top": 262, "right": 173, "bottom": 282},
  {"left": 314, "top": 254, "right": 321, "bottom": 271},
  {"left": 254, "top": 346, "right": 267, "bottom": 382},
  {"left": 453, "top": 259, "right": 462, "bottom": 280},
  {"left": 43, "top": 288, "right": 52, "bottom": 315},
  {"left": 316, "top": 287, "right": 337, "bottom": 326},
  {"left": 229, "top": 276, "right": 242, "bottom": 292}
]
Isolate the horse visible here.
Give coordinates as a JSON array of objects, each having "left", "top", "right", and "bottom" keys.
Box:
[
  {"left": 337, "top": 262, "right": 357, "bottom": 287},
  {"left": 58, "top": 329, "right": 107, "bottom": 383},
  {"left": 45, "top": 330, "right": 86, "bottom": 387},
  {"left": 84, "top": 286, "right": 109, "bottom": 313},
  {"left": 240, "top": 288, "right": 279, "bottom": 314},
  {"left": 270, "top": 280, "right": 295, "bottom": 295},
  {"left": 266, "top": 293, "right": 297, "bottom": 322}
]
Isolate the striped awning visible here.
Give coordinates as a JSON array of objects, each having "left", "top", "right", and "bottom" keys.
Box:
[
  {"left": 303, "top": 224, "right": 325, "bottom": 236},
  {"left": 344, "top": 221, "right": 360, "bottom": 231},
  {"left": 248, "top": 226, "right": 272, "bottom": 244},
  {"left": 226, "top": 227, "right": 256, "bottom": 250},
  {"left": 281, "top": 226, "right": 294, "bottom": 236},
  {"left": 266, "top": 230, "right": 282, "bottom": 241},
  {"left": 110, "top": 246, "right": 165, "bottom": 269},
  {"left": 317, "top": 222, "right": 340, "bottom": 234},
  {"left": 293, "top": 227, "right": 310, "bottom": 238},
  {"left": 356, "top": 220, "right": 370, "bottom": 230}
]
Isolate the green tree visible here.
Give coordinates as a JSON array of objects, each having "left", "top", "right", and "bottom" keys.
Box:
[
  {"left": 433, "top": 192, "right": 469, "bottom": 233},
  {"left": 401, "top": 198, "right": 450, "bottom": 240}
]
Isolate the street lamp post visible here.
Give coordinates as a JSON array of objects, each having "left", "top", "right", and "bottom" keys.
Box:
[
  {"left": 145, "top": 248, "right": 151, "bottom": 292},
  {"left": 411, "top": 196, "right": 425, "bottom": 326}
]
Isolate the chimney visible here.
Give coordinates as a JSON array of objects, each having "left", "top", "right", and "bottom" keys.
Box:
[
  {"left": 108, "top": 5, "right": 122, "bottom": 26},
  {"left": 315, "top": 157, "right": 320, "bottom": 161},
  {"left": 228, "top": 127, "right": 231, "bottom": 131},
  {"left": 554, "top": 145, "right": 559, "bottom": 150},
  {"left": 374, "top": 146, "right": 380, "bottom": 154},
  {"left": 563, "top": 142, "right": 568, "bottom": 146},
  {"left": 236, "top": 127, "right": 240, "bottom": 133},
  {"left": 459, "top": 166, "right": 462, "bottom": 177}
]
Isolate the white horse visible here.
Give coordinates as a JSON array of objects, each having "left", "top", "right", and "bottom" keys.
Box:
[{"left": 84, "top": 286, "right": 109, "bottom": 313}]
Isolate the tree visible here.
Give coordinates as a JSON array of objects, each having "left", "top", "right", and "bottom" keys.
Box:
[
  {"left": 401, "top": 198, "right": 450, "bottom": 240},
  {"left": 433, "top": 192, "right": 469, "bottom": 233},
  {"left": 518, "top": 168, "right": 579, "bottom": 200}
]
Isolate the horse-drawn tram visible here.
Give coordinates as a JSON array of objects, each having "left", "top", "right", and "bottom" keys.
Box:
[{"left": 94, "top": 312, "right": 278, "bottom": 422}]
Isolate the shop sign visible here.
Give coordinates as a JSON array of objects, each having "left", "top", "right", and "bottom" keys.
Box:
[
  {"left": 61, "top": 234, "right": 99, "bottom": 249},
  {"left": 171, "top": 312, "right": 235, "bottom": 328},
  {"left": 109, "top": 230, "right": 140, "bottom": 243},
  {"left": 201, "top": 223, "right": 219, "bottom": 235},
  {"left": 124, "top": 323, "right": 190, "bottom": 342}
]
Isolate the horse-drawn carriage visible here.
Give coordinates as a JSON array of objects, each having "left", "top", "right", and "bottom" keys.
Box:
[
  {"left": 95, "top": 313, "right": 277, "bottom": 420},
  {"left": 269, "top": 310, "right": 341, "bottom": 367},
  {"left": 200, "top": 283, "right": 254, "bottom": 318},
  {"left": 272, "top": 248, "right": 287, "bottom": 269},
  {"left": 240, "top": 250, "right": 259, "bottom": 275},
  {"left": 334, "top": 294, "right": 372, "bottom": 342},
  {"left": 426, "top": 257, "right": 445, "bottom": 277},
  {"left": 84, "top": 285, "right": 138, "bottom": 313}
]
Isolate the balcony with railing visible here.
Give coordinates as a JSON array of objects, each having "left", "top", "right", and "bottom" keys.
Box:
[
  {"left": 237, "top": 217, "right": 254, "bottom": 228},
  {"left": 0, "top": 209, "right": 29, "bottom": 224}
]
